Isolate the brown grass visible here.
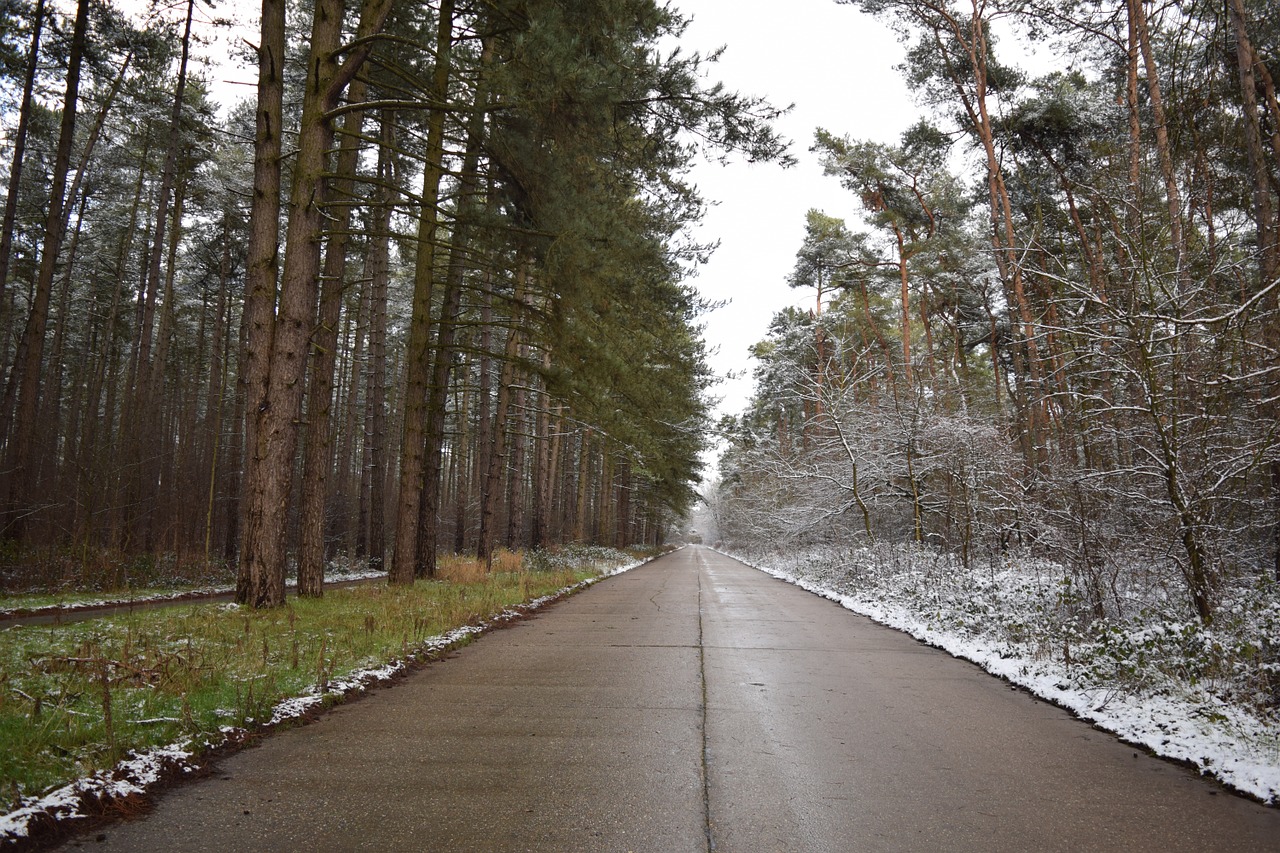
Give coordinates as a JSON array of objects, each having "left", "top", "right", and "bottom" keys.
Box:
[
  {"left": 435, "top": 549, "right": 526, "bottom": 583},
  {"left": 491, "top": 548, "right": 524, "bottom": 574}
]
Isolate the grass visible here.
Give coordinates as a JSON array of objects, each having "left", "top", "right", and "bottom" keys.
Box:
[{"left": 0, "top": 550, "right": 635, "bottom": 808}]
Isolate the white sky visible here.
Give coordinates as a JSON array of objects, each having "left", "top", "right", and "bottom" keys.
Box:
[{"left": 670, "top": 0, "right": 917, "bottom": 428}]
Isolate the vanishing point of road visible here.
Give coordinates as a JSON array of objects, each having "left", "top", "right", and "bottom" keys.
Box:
[{"left": 68, "top": 547, "right": 1280, "bottom": 852}]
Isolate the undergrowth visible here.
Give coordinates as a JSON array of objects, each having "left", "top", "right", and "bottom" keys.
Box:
[{"left": 0, "top": 544, "right": 232, "bottom": 597}]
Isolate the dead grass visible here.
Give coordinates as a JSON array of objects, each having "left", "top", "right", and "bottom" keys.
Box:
[
  {"left": 436, "top": 548, "right": 526, "bottom": 583},
  {"left": 491, "top": 548, "right": 524, "bottom": 574}
]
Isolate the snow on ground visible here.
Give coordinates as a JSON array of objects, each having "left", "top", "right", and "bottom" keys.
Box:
[
  {"left": 0, "top": 552, "right": 655, "bottom": 844},
  {"left": 724, "top": 545, "right": 1280, "bottom": 805},
  {"left": 0, "top": 567, "right": 389, "bottom": 619}
]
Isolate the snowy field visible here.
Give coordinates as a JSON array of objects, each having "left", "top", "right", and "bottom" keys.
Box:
[{"left": 722, "top": 544, "right": 1280, "bottom": 805}]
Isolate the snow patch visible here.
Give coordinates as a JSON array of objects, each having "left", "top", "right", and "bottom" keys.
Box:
[{"left": 0, "top": 743, "right": 197, "bottom": 844}]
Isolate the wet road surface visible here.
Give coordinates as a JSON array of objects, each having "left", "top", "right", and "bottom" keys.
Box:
[{"left": 67, "top": 546, "right": 1280, "bottom": 851}]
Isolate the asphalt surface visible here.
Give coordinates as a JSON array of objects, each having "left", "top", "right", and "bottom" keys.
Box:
[{"left": 65, "top": 546, "right": 1280, "bottom": 852}]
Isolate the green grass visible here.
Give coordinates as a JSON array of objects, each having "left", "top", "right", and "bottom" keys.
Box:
[{"left": 0, "top": 564, "right": 599, "bottom": 806}]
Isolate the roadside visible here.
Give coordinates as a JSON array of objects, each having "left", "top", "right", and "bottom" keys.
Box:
[
  {"left": 0, "top": 546, "right": 668, "bottom": 850},
  {"left": 0, "top": 573, "right": 385, "bottom": 628},
  {"left": 722, "top": 543, "right": 1280, "bottom": 806},
  {"left": 0, "top": 569, "right": 387, "bottom": 625}
]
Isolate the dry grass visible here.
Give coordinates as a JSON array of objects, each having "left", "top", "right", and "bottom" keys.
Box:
[
  {"left": 436, "top": 549, "right": 525, "bottom": 583},
  {"left": 491, "top": 548, "right": 524, "bottom": 574}
]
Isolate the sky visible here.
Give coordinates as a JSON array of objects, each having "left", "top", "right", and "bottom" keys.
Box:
[{"left": 668, "top": 0, "right": 918, "bottom": 431}]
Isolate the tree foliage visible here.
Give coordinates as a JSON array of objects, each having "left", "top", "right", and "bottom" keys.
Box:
[
  {"left": 719, "top": 0, "right": 1280, "bottom": 626},
  {"left": 0, "top": 0, "right": 787, "bottom": 603}
]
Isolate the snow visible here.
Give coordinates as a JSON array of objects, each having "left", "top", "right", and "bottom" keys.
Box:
[
  {"left": 0, "top": 568, "right": 390, "bottom": 620},
  {"left": 0, "top": 743, "right": 198, "bottom": 843},
  {"left": 0, "top": 553, "right": 653, "bottom": 842},
  {"left": 726, "top": 546, "right": 1280, "bottom": 805}
]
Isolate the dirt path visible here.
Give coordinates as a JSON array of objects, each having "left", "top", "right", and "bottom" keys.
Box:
[
  {"left": 61, "top": 547, "right": 1280, "bottom": 851},
  {"left": 1, "top": 578, "right": 381, "bottom": 628}
]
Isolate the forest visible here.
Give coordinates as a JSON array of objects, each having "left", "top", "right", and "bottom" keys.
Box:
[
  {"left": 3, "top": 0, "right": 1280, "bottom": 822},
  {"left": 2, "top": 0, "right": 1278, "bottom": 627},
  {"left": 0, "top": 0, "right": 787, "bottom": 606},
  {"left": 714, "top": 0, "right": 1280, "bottom": 628}
]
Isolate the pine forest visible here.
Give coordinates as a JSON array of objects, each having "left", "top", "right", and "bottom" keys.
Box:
[
  {"left": 714, "top": 0, "right": 1280, "bottom": 629},
  {"left": 0, "top": 0, "right": 786, "bottom": 606}
]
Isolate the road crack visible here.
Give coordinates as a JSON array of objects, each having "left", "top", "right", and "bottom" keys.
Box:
[{"left": 697, "top": 554, "right": 715, "bottom": 852}]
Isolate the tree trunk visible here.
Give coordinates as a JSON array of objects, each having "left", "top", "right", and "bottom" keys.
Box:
[
  {"left": 928, "top": 4, "right": 1044, "bottom": 465},
  {"left": 1129, "top": 0, "right": 1187, "bottom": 291},
  {"left": 596, "top": 452, "right": 613, "bottom": 545},
  {"left": 574, "top": 429, "right": 592, "bottom": 542},
  {"left": 530, "top": 354, "right": 552, "bottom": 549},
  {"left": 547, "top": 406, "right": 565, "bottom": 543},
  {"left": 478, "top": 310, "right": 524, "bottom": 567},
  {"left": 504, "top": 348, "right": 528, "bottom": 549},
  {"left": 1228, "top": 0, "right": 1279, "bottom": 288},
  {"left": 1, "top": 0, "right": 89, "bottom": 542},
  {"left": 204, "top": 220, "right": 232, "bottom": 564},
  {"left": 123, "top": 0, "right": 194, "bottom": 550},
  {"left": 452, "top": 348, "right": 473, "bottom": 553},
  {"left": 471, "top": 275, "right": 495, "bottom": 553},
  {"left": 414, "top": 37, "right": 494, "bottom": 578},
  {"left": 894, "top": 227, "right": 913, "bottom": 385},
  {"left": 141, "top": 179, "right": 187, "bottom": 549},
  {"left": 0, "top": 0, "right": 45, "bottom": 322},
  {"left": 391, "top": 0, "right": 456, "bottom": 585},
  {"left": 335, "top": 263, "right": 364, "bottom": 555},
  {"left": 614, "top": 458, "right": 631, "bottom": 549},
  {"left": 242, "top": 0, "right": 392, "bottom": 607},
  {"left": 359, "top": 113, "right": 395, "bottom": 571},
  {"left": 1273, "top": 461, "right": 1280, "bottom": 584},
  {"left": 449, "top": 375, "right": 467, "bottom": 553},
  {"left": 225, "top": 311, "right": 247, "bottom": 564},
  {"left": 36, "top": 192, "right": 88, "bottom": 528},
  {"left": 237, "top": 0, "right": 287, "bottom": 601},
  {"left": 297, "top": 77, "right": 369, "bottom": 597}
]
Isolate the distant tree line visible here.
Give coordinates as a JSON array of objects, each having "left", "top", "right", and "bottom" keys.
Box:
[
  {"left": 716, "top": 0, "right": 1280, "bottom": 624},
  {"left": 0, "top": 0, "right": 788, "bottom": 605}
]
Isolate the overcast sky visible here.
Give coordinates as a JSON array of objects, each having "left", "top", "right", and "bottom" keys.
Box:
[{"left": 670, "top": 0, "right": 918, "bottom": 435}]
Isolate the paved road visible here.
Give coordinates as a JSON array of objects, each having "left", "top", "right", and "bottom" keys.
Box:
[{"left": 66, "top": 547, "right": 1280, "bottom": 852}]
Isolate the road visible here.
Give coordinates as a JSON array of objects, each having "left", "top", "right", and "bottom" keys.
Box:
[{"left": 65, "top": 547, "right": 1280, "bottom": 852}]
